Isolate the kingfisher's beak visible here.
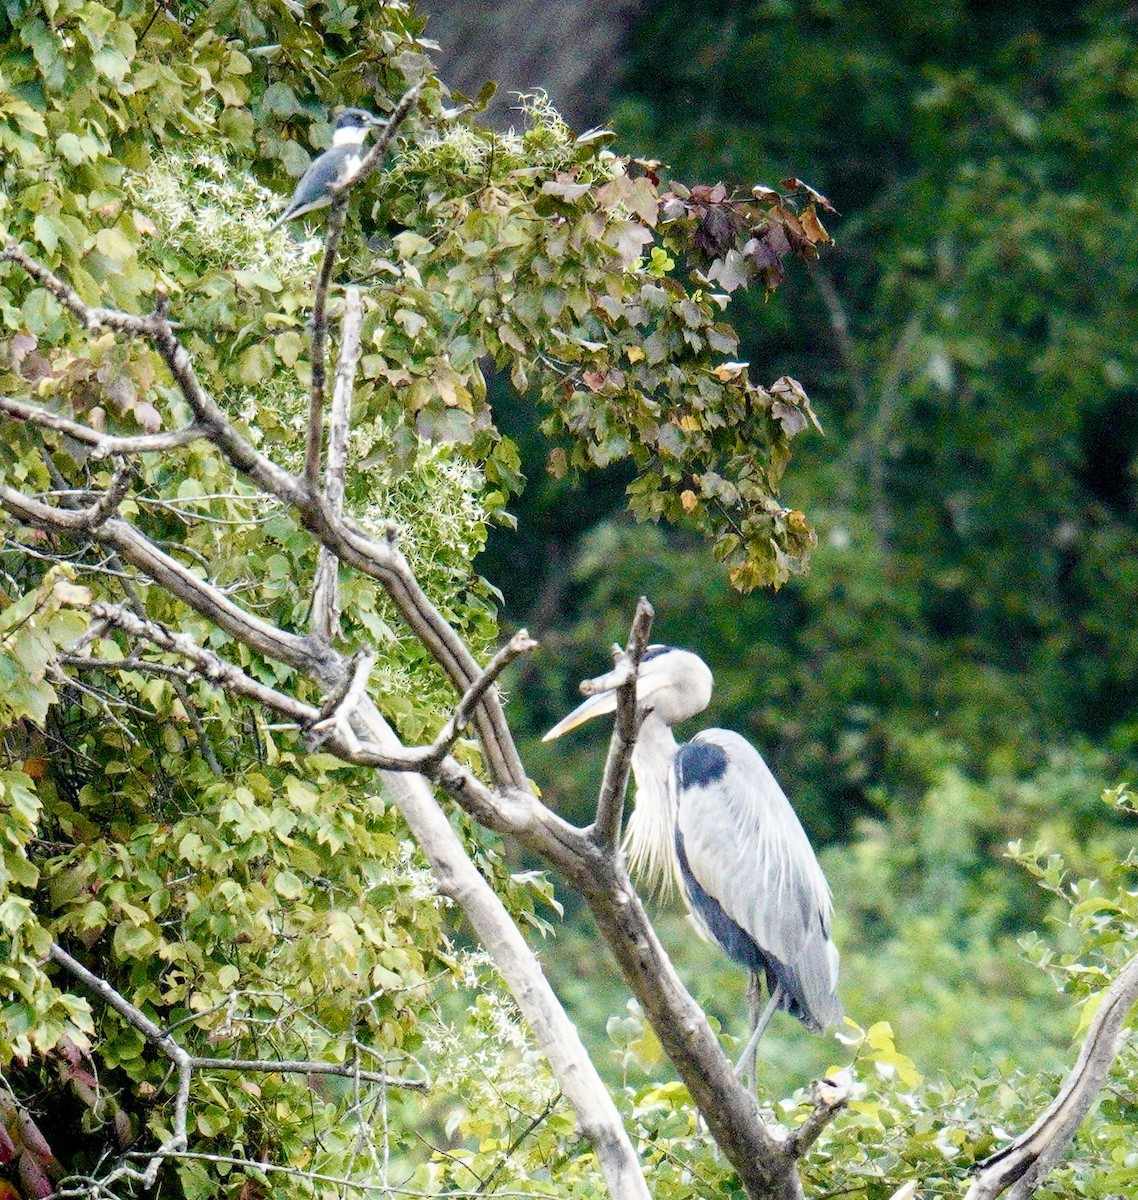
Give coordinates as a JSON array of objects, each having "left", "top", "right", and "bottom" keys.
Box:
[{"left": 542, "top": 688, "right": 619, "bottom": 742}]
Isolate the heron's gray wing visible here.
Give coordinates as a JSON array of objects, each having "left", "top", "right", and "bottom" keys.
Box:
[{"left": 674, "top": 728, "right": 842, "bottom": 1029}]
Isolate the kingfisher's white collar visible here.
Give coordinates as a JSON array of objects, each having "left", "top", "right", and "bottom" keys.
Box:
[{"left": 332, "top": 125, "right": 371, "bottom": 147}]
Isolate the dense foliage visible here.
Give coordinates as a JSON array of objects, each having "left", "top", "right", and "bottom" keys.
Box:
[
  {"left": 0, "top": 0, "right": 838, "bottom": 1196},
  {"left": 508, "top": 0, "right": 1138, "bottom": 819},
  {"left": 0, "top": 1, "right": 1136, "bottom": 1199},
  {"left": 514, "top": 0, "right": 1138, "bottom": 1092}
]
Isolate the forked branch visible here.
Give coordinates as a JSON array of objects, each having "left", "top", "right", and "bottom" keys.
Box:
[{"left": 1, "top": 242, "right": 528, "bottom": 789}]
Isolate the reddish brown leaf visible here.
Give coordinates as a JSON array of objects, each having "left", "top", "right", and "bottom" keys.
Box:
[
  {"left": 18, "top": 1152, "right": 54, "bottom": 1199},
  {"left": 693, "top": 207, "right": 738, "bottom": 257},
  {"left": 238, "top": 1178, "right": 268, "bottom": 1200},
  {"left": 779, "top": 177, "right": 838, "bottom": 213},
  {"left": 772, "top": 401, "right": 808, "bottom": 438},
  {"left": 799, "top": 207, "right": 831, "bottom": 245},
  {"left": 15, "top": 1112, "right": 51, "bottom": 1162},
  {"left": 19, "top": 758, "right": 46, "bottom": 780},
  {"left": 10, "top": 333, "right": 36, "bottom": 365},
  {"left": 750, "top": 184, "right": 781, "bottom": 203}
]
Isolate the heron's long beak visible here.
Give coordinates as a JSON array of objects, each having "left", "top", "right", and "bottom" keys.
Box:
[
  {"left": 542, "top": 689, "right": 619, "bottom": 742},
  {"left": 543, "top": 655, "right": 680, "bottom": 741}
]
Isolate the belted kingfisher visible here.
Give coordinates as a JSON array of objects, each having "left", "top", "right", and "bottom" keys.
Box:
[{"left": 270, "top": 108, "right": 387, "bottom": 231}]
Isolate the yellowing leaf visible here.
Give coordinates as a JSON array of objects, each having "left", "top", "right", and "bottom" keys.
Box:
[
  {"left": 800, "top": 206, "right": 831, "bottom": 245},
  {"left": 394, "top": 309, "right": 427, "bottom": 337},
  {"left": 273, "top": 871, "right": 304, "bottom": 900},
  {"left": 52, "top": 580, "right": 91, "bottom": 606},
  {"left": 94, "top": 226, "right": 134, "bottom": 263}
]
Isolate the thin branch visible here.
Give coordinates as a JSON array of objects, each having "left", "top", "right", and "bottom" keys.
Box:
[
  {"left": 342, "top": 82, "right": 424, "bottom": 199},
  {"left": 810, "top": 263, "right": 869, "bottom": 413},
  {"left": 863, "top": 312, "right": 919, "bottom": 547},
  {"left": 82, "top": 602, "right": 321, "bottom": 724},
  {"left": 88, "top": 460, "right": 134, "bottom": 526},
  {"left": 305, "top": 199, "right": 350, "bottom": 489},
  {"left": 49, "top": 942, "right": 190, "bottom": 1186},
  {"left": 479, "top": 1092, "right": 562, "bottom": 1193},
  {"left": 1, "top": 241, "right": 167, "bottom": 336},
  {"left": 186, "top": 1057, "right": 426, "bottom": 1091},
  {"left": 0, "top": 468, "right": 130, "bottom": 536},
  {"left": 48, "top": 661, "right": 141, "bottom": 744},
  {"left": 966, "top": 951, "right": 1138, "bottom": 1200},
  {"left": 307, "top": 649, "right": 376, "bottom": 751},
  {"left": 118, "top": 1150, "right": 565, "bottom": 1199},
  {"left": 304, "top": 81, "right": 422, "bottom": 491},
  {"left": 312, "top": 285, "right": 363, "bottom": 641},
  {"left": 590, "top": 595, "right": 654, "bottom": 850},
  {"left": 424, "top": 630, "right": 538, "bottom": 765},
  {"left": 783, "top": 1073, "right": 851, "bottom": 1159},
  {"left": 0, "top": 395, "right": 205, "bottom": 457},
  {"left": 83, "top": 602, "right": 533, "bottom": 780},
  {"left": 2, "top": 489, "right": 320, "bottom": 671},
  {"left": 48, "top": 942, "right": 427, "bottom": 1200}
]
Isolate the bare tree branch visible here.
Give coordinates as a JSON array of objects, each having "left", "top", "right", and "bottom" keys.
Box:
[
  {"left": 304, "top": 81, "right": 422, "bottom": 492},
  {"left": 0, "top": 395, "right": 204, "bottom": 458},
  {"left": 783, "top": 1074, "right": 851, "bottom": 1159},
  {"left": 307, "top": 649, "right": 377, "bottom": 751},
  {"left": 590, "top": 595, "right": 654, "bottom": 850},
  {"left": 3, "top": 242, "right": 529, "bottom": 791},
  {"left": 1, "top": 240, "right": 169, "bottom": 337},
  {"left": 810, "top": 263, "right": 868, "bottom": 414},
  {"left": 425, "top": 629, "right": 538, "bottom": 765},
  {"left": 312, "top": 284, "right": 364, "bottom": 641},
  {"left": 48, "top": 941, "right": 427, "bottom": 1200},
  {"left": 343, "top": 698, "right": 654, "bottom": 1200},
  {"left": 306, "top": 199, "right": 350, "bottom": 490},
  {"left": 48, "top": 942, "right": 190, "bottom": 1187},
  {"left": 80, "top": 602, "right": 321, "bottom": 724},
  {"left": 966, "top": 951, "right": 1138, "bottom": 1200}
]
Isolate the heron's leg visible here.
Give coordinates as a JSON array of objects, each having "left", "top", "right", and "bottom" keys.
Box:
[
  {"left": 733, "top": 980, "right": 784, "bottom": 1087},
  {"left": 746, "top": 971, "right": 762, "bottom": 1029}
]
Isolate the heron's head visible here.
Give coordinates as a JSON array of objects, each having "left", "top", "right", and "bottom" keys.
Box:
[{"left": 542, "top": 645, "right": 714, "bottom": 741}]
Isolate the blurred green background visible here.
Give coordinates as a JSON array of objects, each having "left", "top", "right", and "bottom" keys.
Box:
[{"left": 456, "top": 0, "right": 1138, "bottom": 1093}]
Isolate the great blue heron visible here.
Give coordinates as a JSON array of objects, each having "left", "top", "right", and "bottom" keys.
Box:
[{"left": 544, "top": 644, "right": 842, "bottom": 1078}]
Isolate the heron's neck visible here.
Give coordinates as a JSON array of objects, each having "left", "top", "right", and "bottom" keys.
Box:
[{"left": 623, "top": 711, "right": 682, "bottom": 901}]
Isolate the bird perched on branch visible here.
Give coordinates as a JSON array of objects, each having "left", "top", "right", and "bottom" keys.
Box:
[
  {"left": 270, "top": 108, "right": 386, "bottom": 231},
  {"left": 544, "top": 644, "right": 842, "bottom": 1081}
]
